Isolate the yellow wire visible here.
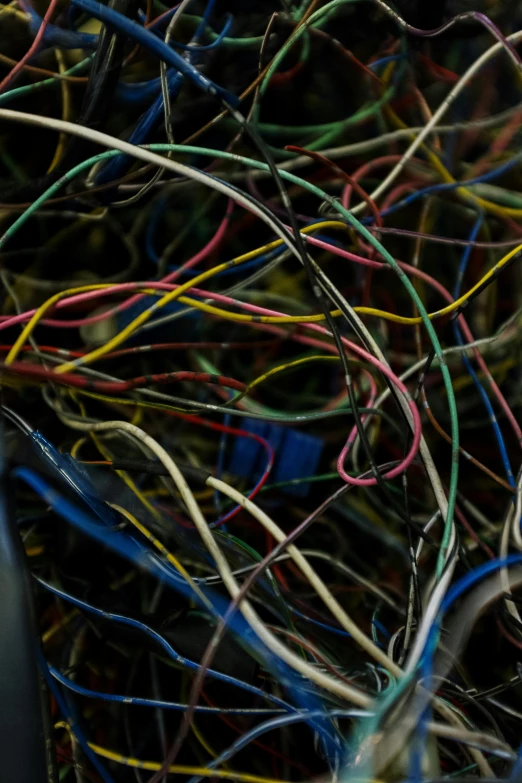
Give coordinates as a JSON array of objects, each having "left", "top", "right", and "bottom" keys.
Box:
[
  {"left": 384, "top": 103, "right": 522, "bottom": 219},
  {"left": 177, "top": 295, "right": 337, "bottom": 323},
  {"left": 52, "top": 242, "right": 522, "bottom": 351},
  {"left": 0, "top": 2, "right": 28, "bottom": 21},
  {"left": 47, "top": 49, "right": 70, "bottom": 173},
  {"left": 6, "top": 225, "right": 520, "bottom": 369},
  {"left": 237, "top": 355, "right": 339, "bottom": 398},
  {"left": 25, "top": 544, "right": 44, "bottom": 556},
  {"left": 5, "top": 283, "right": 162, "bottom": 366},
  {"left": 6, "top": 219, "right": 346, "bottom": 368},
  {"left": 176, "top": 241, "right": 521, "bottom": 328},
  {"left": 93, "top": 430, "right": 161, "bottom": 519},
  {"left": 52, "top": 252, "right": 325, "bottom": 373},
  {"left": 70, "top": 436, "right": 88, "bottom": 459},
  {"left": 130, "top": 403, "right": 143, "bottom": 426},
  {"left": 180, "top": 673, "right": 222, "bottom": 763},
  {"left": 137, "top": 237, "right": 522, "bottom": 327},
  {"left": 110, "top": 502, "right": 214, "bottom": 613},
  {"left": 141, "top": 485, "right": 215, "bottom": 501},
  {"left": 450, "top": 357, "right": 518, "bottom": 393},
  {"left": 190, "top": 717, "right": 221, "bottom": 761},
  {"left": 67, "top": 389, "right": 161, "bottom": 521},
  {"left": 354, "top": 241, "right": 522, "bottom": 324},
  {"left": 42, "top": 610, "right": 78, "bottom": 644},
  {"left": 54, "top": 722, "right": 293, "bottom": 783},
  {"left": 34, "top": 356, "right": 369, "bottom": 420},
  {"left": 5, "top": 221, "right": 353, "bottom": 370}
]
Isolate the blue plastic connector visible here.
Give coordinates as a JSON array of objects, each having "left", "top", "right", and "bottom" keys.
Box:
[{"left": 228, "top": 419, "right": 323, "bottom": 496}]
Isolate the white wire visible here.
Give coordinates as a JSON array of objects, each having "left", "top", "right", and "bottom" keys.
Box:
[
  {"left": 314, "top": 271, "right": 453, "bottom": 568},
  {"left": 203, "top": 549, "right": 401, "bottom": 612},
  {"left": 404, "top": 559, "right": 456, "bottom": 675},
  {"left": 54, "top": 414, "right": 494, "bottom": 772},
  {"left": 0, "top": 108, "right": 454, "bottom": 530},
  {"left": 55, "top": 414, "right": 374, "bottom": 707},
  {"left": 4, "top": 103, "right": 497, "bottom": 765},
  {"left": 0, "top": 108, "right": 305, "bottom": 270},
  {"left": 117, "top": 102, "right": 522, "bottom": 192},
  {"left": 351, "top": 325, "right": 516, "bottom": 470},
  {"left": 352, "top": 27, "right": 522, "bottom": 212},
  {"left": 208, "top": 475, "right": 402, "bottom": 677},
  {"left": 498, "top": 471, "right": 522, "bottom": 631},
  {"left": 511, "top": 473, "right": 522, "bottom": 551}
]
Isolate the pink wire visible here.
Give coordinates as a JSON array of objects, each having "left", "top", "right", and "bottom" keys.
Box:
[
  {"left": 0, "top": 282, "right": 422, "bottom": 485},
  {"left": 1, "top": 199, "right": 234, "bottom": 331},
  {"left": 341, "top": 155, "right": 430, "bottom": 212},
  {"left": 340, "top": 156, "right": 522, "bottom": 447},
  {"left": 10, "top": 192, "right": 514, "bottom": 473},
  {"left": 0, "top": 0, "right": 60, "bottom": 93},
  {"left": 4, "top": 213, "right": 515, "bottom": 450}
]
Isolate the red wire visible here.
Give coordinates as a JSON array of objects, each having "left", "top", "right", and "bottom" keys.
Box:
[
  {"left": 0, "top": 0, "right": 61, "bottom": 93},
  {"left": 1, "top": 360, "right": 246, "bottom": 394}
]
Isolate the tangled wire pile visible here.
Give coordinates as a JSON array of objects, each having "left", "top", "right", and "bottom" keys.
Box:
[{"left": 3, "top": 0, "right": 522, "bottom": 781}]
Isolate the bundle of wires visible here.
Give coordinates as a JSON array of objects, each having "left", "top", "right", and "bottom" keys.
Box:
[{"left": 2, "top": 0, "right": 522, "bottom": 781}]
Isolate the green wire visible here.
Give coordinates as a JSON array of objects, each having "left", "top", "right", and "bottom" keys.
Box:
[
  {"left": 256, "top": 0, "right": 360, "bottom": 105},
  {"left": 194, "top": 352, "right": 351, "bottom": 418},
  {"left": 248, "top": 0, "right": 408, "bottom": 158},
  {"left": 182, "top": 14, "right": 264, "bottom": 48},
  {"left": 252, "top": 90, "right": 395, "bottom": 138},
  {"left": 0, "top": 55, "right": 94, "bottom": 106},
  {"left": 215, "top": 530, "right": 301, "bottom": 651},
  {"left": 0, "top": 141, "right": 459, "bottom": 579}
]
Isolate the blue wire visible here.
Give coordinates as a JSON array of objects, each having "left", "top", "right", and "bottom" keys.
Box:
[
  {"left": 99, "top": 71, "right": 186, "bottom": 186},
  {"left": 146, "top": 12, "right": 234, "bottom": 52},
  {"left": 441, "top": 554, "right": 522, "bottom": 613},
  {"left": 211, "top": 439, "right": 272, "bottom": 529},
  {"left": 144, "top": 206, "right": 333, "bottom": 282},
  {"left": 37, "top": 574, "right": 295, "bottom": 709},
  {"left": 118, "top": 11, "right": 233, "bottom": 104},
  {"left": 510, "top": 745, "right": 522, "bottom": 779},
  {"left": 16, "top": 464, "right": 340, "bottom": 751},
  {"left": 359, "top": 150, "right": 522, "bottom": 224},
  {"left": 372, "top": 617, "right": 391, "bottom": 642},
  {"left": 184, "top": 709, "right": 372, "bottom": 783},
  {"left": 16, "top": 465, "right": 292, "bottom": 706},
  {"left": 96, "top": 0, "right": 219, "bottom": 184},
  {"left": 70, "top": 0, "right": 238, "bottom": 105},
  {"left": 24, "top": 436, "right": 197, "bottom": 590},
  {"left": 26, "top": 12, "right": 97, "bottom": 49},
  {"left": 40, "top": 656, "right": 116, "bottom": 783},
  {"left": 368, "top": 54, "right": 406, "bottom": 71},
  {"left": 29, "top": 431, "right": 123, "bottom": 527},
  {"left": 147, "top": 222, "right": 285, "bottom": 278},
  {"left": 42, "top": 574, "right": 339, "bottom": 757},
  {"left": 409, "top": 213, "right": 517, "bottom": 781},
  {"left": 50, "top": 665, "right": 286, "bottom": 714},
  {"left": 289, "top": 606, "right": 351, "bottom": 638},
  {"left": 406, "top": 555, "right": 522, "bottom": 781},
  {"left": 116, "top": 76, "right": 164, "bottom": 105},
  {"left": 452, "top": 212, "right": 515, "bottom": 488},
  {"left": 137, "top": 4, "right": 179, "bottom": 30}
]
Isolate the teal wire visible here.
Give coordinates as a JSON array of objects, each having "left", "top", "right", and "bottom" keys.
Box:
[
  {"left": 0, "top": 55, "right": 94, "bottom": 106},
  {"left": 0, "top": 141, "right": 459, "bottom": 577}
]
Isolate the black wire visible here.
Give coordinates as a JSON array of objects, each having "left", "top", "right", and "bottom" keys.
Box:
[
  {"left": 0, "top": 410, "right": 57, "bottom": 782},
  {"left": 0, "top": 0, "right": 137, "bottom": 204}
]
